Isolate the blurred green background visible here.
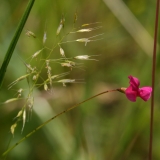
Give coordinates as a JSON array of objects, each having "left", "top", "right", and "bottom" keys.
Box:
[{"left": 0, "top": 0, "right": 160, "bottom": 160}]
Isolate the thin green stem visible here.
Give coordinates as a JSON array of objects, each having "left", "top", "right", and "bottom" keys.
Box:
[
  {"left": 2, "top": 89, "right": 119, "bottom": 157},
  {"left": 0, "top": 0, "right": 35, "bottom": 89}
]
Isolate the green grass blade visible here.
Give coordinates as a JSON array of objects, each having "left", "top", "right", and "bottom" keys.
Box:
[{"left": 0, "top": 0, "right": 35, "bottom": 89}]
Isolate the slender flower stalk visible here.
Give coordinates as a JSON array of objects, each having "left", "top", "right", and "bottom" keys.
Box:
[{"left": 2, "top": 89, "right": 119, "bottom": 157}]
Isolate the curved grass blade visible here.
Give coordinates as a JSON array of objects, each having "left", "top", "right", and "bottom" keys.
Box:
[{"left": 0, "top": 0, "right": 35, "bottom": 89}]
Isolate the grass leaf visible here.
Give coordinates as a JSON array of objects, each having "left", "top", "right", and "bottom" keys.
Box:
[{"left": 0, "top": 0, "right": 35, "bottom": 89}]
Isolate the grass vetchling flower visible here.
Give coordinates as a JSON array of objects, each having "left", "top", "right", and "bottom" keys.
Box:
[{"left": 125, "top": 75, "right": 152, "bottom": 102}]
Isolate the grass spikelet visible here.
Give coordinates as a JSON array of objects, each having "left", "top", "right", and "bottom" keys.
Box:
[
  {"left": 74, "top": 55, "right": 99, "bottom": 61},
  {"left": 76, "top": 38, "right": 89, "bottom": 45},
  {"left": 15, "top": 110, "right": 23, "bottom": 119},
  {"left": 56, "top": 24, "right": 63, "bottom": 36},
  {"left": 71, "top": 26, "right": 102, "bottom": 33},
  {"left": 32, "top": 48, "right": 44, "bottom": 59},
  {"left": 26, "top": 64, "right": 36, "bottom": 73},
  {"left": 32, "top": 74, "right": 39, "bottom": 81},
  {"left": 27, "top": 97, "right": 34, "bottom": 110},
  {"left": 60, "top": 60, "right": 75, "bottom": 68},
  {"left": 56, "top": 15, "right": 65, "bottom": 35},
  {"left": 57, "top": 79, "right": 84, "bottom": 86},
  {"left": 44, "top": 83, "right": 48, "bottom": 91},
  {"left": 1, "top": 98, "right": 21, "bottom": 104},
  {"left": 21, "top": 109, "right": 26, "bottom": 133},
  {"left": 59, "top": 47, "right": 66, "bottom": 57},
  {"left": 11, "top": 123, "right": 17, "bottom": 136},
  {"left": 44, "top": 72, "right": 70, "bottom": 86},
  {"left": 17, "top": 88, "right": 23, "bottom": 98},
  {"left": 25, "top": 30, "right": 36, "bottom": 38},
  {"left": 57, "top": 79, "right": 75, "bottom": 86},
  {"left": 51, "top": 72, "right": 70, "bottom": 79},
  {"left": 76, "top": 33, "right": 104, "bottom": 46},
  {"left": 27, "top": 97, "right": 34, "bottom": 120},
  {"left": 43, "top": 31, "right": 47, "bottom": 45},
  {"left": 57, "top": 79, "right": 75, "bottom": 83},
  {"left": 61, "top": 62, "right": 73, "bottom": 69},
  {"left": 8, "top": 73, "right": 31, "bottom": 89},
  {"left": 60, "top": 60, "right": 84, "bottom": 70},
  {"left": 81, "top": 22, "right": 102, "bottom": 27},
  {"left": 18, "top": 56, "right": 36, "bottom": 73},
  {"left": 46, "top": 60, "right": 52, "bottom": 87}
]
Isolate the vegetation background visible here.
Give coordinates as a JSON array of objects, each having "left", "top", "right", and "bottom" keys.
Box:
[{"left": 0, "top": 0, "right": 159, "bottom": 159}]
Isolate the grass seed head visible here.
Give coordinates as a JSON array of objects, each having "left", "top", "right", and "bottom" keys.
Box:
[
  {"left": 65, "top": 60, "right": 75, "bottom": 66},
  {"left": 18, "top": 88, "right": 23, "bottom": 93},
  {"left": 81, "top": 22, "right": 102, "bottom": 27},
  {"left": 76, "top": 38, "right": 90, "bottom": 46},
  {"left": 60, "top": 47, "right": 65, "bottom": 57},
  {"left": 33, "top": 74, "right": 38, "bottom": 81},
  {"left": 2, "top": 98, "right": 20, "bottom": 104},
  {"left": 72, "top": 26, "right": 102, "bottom": 33},
  {"left": 43, "top": 32, "right": 47, "bottom": 44},
  {"left": 44, "top": 83, "right": 48, "bottom": 91},
  {"left": 27, "top": 97, "right": 34, "bottom": 109},
  {"left": 50, "top": 72, "right": 70, "bottom": 80},
  {"left": 26, "top": 64, "right": 35, "bottom": 73},
  {"left": 74, "top": 55, "right": 99, "bottom": 61},
  {"left": 56, "top": 15, "right": 65, "bottom": 35},
  {"left": 32, "top": 49, "right": 43, "bottom": 59},
  {"left": 11, "top": 123, "right": 17, "bottom": 135},
  {"left": 76, "top": 34, "right": 104, "bottom": 46},
  {"left": 8, "top": 74, "right": 31, "bottom": 89},
  {"left": 25, "top": 30, "right": 36, "bottom": 38},
  {"left": 57, "top": 79, "right": 76, "bottom": 86},
  {"left": 13, "top": 110, "right": 23, "bottom": 121},
  {"left": 56, "top": 24, "right": 63, "bottom": 35},
  {"left": 61, "top": 62, "right": 73, "bottom": 68},
  {"left": 21, "top": 110, "right": 26, "bottom": 133}
]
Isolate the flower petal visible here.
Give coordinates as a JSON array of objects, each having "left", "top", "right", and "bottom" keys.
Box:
[
  {"left": 128, "top": 75, "right": 140, "bottom": 90},
  {"left": 138, "top": 87, "right": 152, "bottom": 101},
  {"left": 125, "top": 85, "right": 138, "bottom": 102}
]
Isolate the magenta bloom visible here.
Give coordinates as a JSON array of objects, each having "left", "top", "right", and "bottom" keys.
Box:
[{"left": 125, "top": 75, "right": 152, "bottom": 102}]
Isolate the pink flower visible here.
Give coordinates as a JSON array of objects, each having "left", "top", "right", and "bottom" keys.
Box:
[{"left": 125, "top": 75, "right": 152, "bottom": 102}]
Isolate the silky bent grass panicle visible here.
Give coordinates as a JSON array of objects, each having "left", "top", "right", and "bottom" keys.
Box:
[{"left": 4, "top": 15, "right": 103, "bottom": 138}]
